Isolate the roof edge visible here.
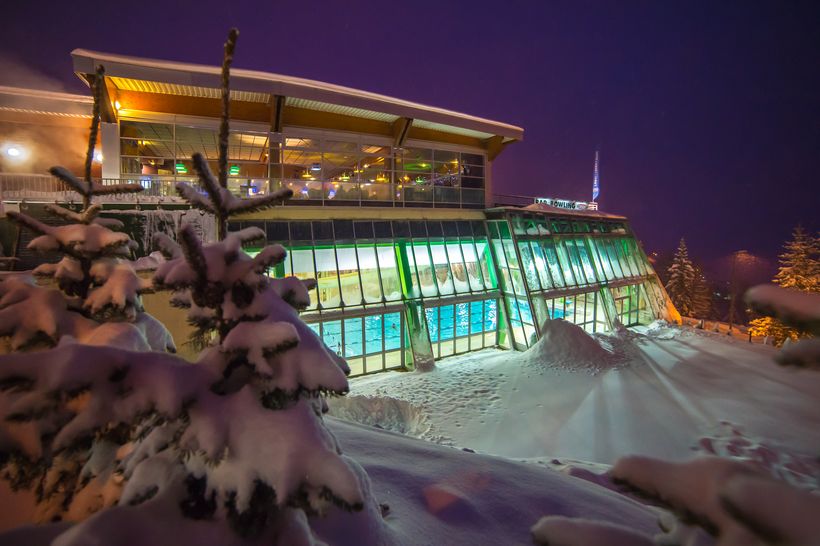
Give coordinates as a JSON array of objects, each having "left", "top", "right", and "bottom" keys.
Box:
[{"left": 71, "top": 49, "right": 524, "bottom": 141}]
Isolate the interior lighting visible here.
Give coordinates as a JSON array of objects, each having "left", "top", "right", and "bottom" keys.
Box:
[
  {"left": 229, "top": 164, "right": 240, "bottom": 176},
  {"left": 6, "top": 146, "right": 21, "bottom": 157},
  {"left": 175, "top": 163, "right": 188, "bottom": 174},
  {"left": 93, "top": 151, "right": 103, "bottom": 163},
  {"left": 114, "top": 100, "right": 122, "bottom": 110}
]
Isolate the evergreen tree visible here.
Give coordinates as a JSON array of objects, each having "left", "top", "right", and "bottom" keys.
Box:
[
  {"left": 0, "top": 29, "right": 389, "bottom": 544},
  {"left": 773, "top": 226, "right": 820, "bottom": 292},
  {"left": 751, "top": 226, "right": 819, "bottom": 346},
  {"left": 690, "top": 264, "right": 713, "bottom": 320},
  {"left": 665, "top": 238, "right": 696, "bottom": 316}
]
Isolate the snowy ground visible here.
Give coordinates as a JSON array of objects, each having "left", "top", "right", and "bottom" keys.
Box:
[{"left": 330, "top": 321, "right": 820, "bottom": 488}]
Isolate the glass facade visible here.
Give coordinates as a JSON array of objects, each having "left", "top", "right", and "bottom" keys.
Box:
[
  {"left": 119, "top": 119, "right": 486, "bottom": 207},
  {"left": 233, "top": 209, "right": 667, "bottom": 374},
  {"left": 487, "top": 210, "right": 664, "bottom": 350},
  {"left": 236, "top": 218, "right": 500, "bottom": 376}
]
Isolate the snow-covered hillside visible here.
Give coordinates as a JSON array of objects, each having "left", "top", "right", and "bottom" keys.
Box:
[{"left": 330, "top": 321, "right": 820, "bottom": 487}]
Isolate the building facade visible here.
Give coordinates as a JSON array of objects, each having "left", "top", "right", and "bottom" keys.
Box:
[{"left": 0, "top": 50, "right": 678, "bottom": 375}]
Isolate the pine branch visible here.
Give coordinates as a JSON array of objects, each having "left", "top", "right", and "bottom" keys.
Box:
[
  {"left": 153, "top": 233, "right": 182, "bottom": 260},
  {"left": 50, "top": 167, "right": 91, "bottom": 199},
  {"left": 191, "top": 153, "right": 224, "bottom": 211},
  {"left": 219, "top": 29, "right": 239, "bottom": 189},
  {"left": 6, "top": 211, "right": 50, "bottom": 237},
  {"left": 178, "top": 224, "right": 208, "bottom": 284},
  {"left": 45, "top": 204, "right": 102, "bottom": 225},
  {"left": 175, "top": 182, "right": 215, "bottom": 214},
  {"left": 223, "top": 188, "right": 294, "bottom": 215}
]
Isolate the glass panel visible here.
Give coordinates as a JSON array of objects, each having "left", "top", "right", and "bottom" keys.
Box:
[
  {"left": 425, "top": 307, "right": 439, "bottom": 343},
  {"left": 562, "top": 240, "right": 586, "bottom": 286},
  {"left": 335, "top": 246, "right": 362, "bottom": 306},
  {"left": 529, "top": 241, "right": 553, "bottom": 290},
  {"left": 518, "top": 241, "right": 541, "bottom": 291},
  {"left": 429, "top": 243, "right": 455, "bottom": 295},
  {"left": 539, "top": 240, "right": 565, "bottom": 288},
  {"left": 476, "top": 240, "right": 496, "bottom": 289},
  {"left": 439, "top": 305, "right": 455, "bottom": 340},
  {"left": 575, "top": 239, "right": 597, "bottom": 284},
  {"left": 485, "top": 299, "right": 498, "bottom": 332},
  {"left": 289, "top": 248, "right": 318, "bottom": 311},
  {"left": 322, "top": 320, "right": 342, "bottom": 357},
  {"left": 603, "top": 239, "right": 624, "bottom": 278},
  {"left": 445, "top": 243, "right": 471, "bottom": 294},
  {"left": 344, "top": 318, "right": 363, "bottom": 357},
  {"left": 364, "top": 314, "right": 383, "bottom": 354},
  {"left": 384, "top": 312, "right": 402, "bottom": 351},
  {"left": 461, "top": 242, "right": 484, "bottom": 291},
  {"left": 314, "top": 247, "right": 341, "bottom": 308},
  {"left": 455, "top": 302, "right": 470, "bottom": 337},
  {"left": 413, "top": 243, "right": 438, "bottom": 297},
  {"left": 400, "top": 242, "right": 422, "bottom": 299},
  {"left": 470, "top": 300, "right": 484, "bottom": 334},
  {"left": 376, "top": 245, "right": 402, "bottom": 301},
  {"left": 553, "top": 240, "right": 577, "bottom": 286},
  {"left": 356, "top": 245, "right": 383, "bottom": 304}
]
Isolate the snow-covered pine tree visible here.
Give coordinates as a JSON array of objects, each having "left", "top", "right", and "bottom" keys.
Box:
[
  {"left": 773, "top": 226, "right": 820, "bottom": 293},
  {"left": 665, "top": 238, "right": 696, "bottom": 317},
  {"left": 689, "top": 265, "right": 712, "bottom": 320},
  {"left": 0, "top": 29, "right": 390, "bottom": 545},
  {"left": 0, "top": 65, "right": 177, "bottom": 523},
  {"left": 748, "top": 227, "right": 819, "bottom": 346}
]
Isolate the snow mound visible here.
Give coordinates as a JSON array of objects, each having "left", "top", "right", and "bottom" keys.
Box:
[
  {"left": 328, "top": 395, "right": 433, "bottom": 439},
  {"left": 520, "top": 319, "right": 619, "bottom": 373}
]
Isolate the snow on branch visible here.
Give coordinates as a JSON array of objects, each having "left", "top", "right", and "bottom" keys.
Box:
[
  {"left": 44, "top": 203, "right": 102, "bottom": 225},
  {"left": 7, "top": 211, "right": 132, "bottom": 260},
  {"left": 153, "top": 232, "right": 182, "bottom": 260},
  {"left": 745, "top": 284, "right": 820, "bottom": 336}
]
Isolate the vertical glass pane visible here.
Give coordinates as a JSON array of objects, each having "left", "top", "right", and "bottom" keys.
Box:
[
  {"left": 290, "top": 248, "right": 318, "bottom": 311},
  {"left": 384, "top": 312, "right": 402, "bottom": 351},
  {"left": 455, "top": 303, "right": 470, "bottom": 337},
  {"left": 604, "top": 240, "right": 624, "bottom": 278},
  {"left": 575, "top": 239, "right": 597, "bottom": 284},
  {"left": 470, "top": 300, "right": 484, "bottom": 334},
  {"left": 400, "top": 242, "right": 422, "bottom": 298},
  {"left": 335, "top": 246, "right": 362, "bottom": 306},
  {"left": 475, "top": 240, "right": 496, "bottom": 290},
  {"left": 562, "top": 240, "right": 585, "bottom": 286},
  {"left": 376, "top": 245, "right": 402, "bottom": 301},
  {"left": 461, "top": 241, "right": 484, "bottom": 291},
  {"left": 439, "top": 305, "right": 455, "bottom": 340},
  {"left": 356, "top": 245, "right": 383, "bottom": 304},
  {"left": 445, "top": 242, "right": 471, "bottom": 293},
  {"left": 429, "top": 243, "right": 455, "bottom": 295},
  {"left": 425, "top": 307, "right": 439, "bottom": 342},
  {"left": 518, "top": 241, "right": 541, "bottom": 291},
  {"left": 540, "top": 241, "right": 565, "bottom": 288},
  {"left": 307, "top": 322, "right": 321, "bottom": 337},
  {"left": 592, "top": 239, "right": 614, "bottom": 281},
  {"left": 413, "top": 243, "right": 438, "bottom": 297},
  {"left": 322, "top": 320, "right": 343, "bottom": 357},
  {"left": 485, "top": 299, "right": 498, "bottom": 331},
  {"left": 553, "top": 240, "right": 577, "bottom": 286},
  {"left": 529, "top": 241, "right": 553, "bottom": 290},
  {"left": 344, "top": 318, "right": 363, "bottom": 357},
  {"left": 364, "top": 314, "right": 383, "bottom": 354},
  {"left": 314, "top": 247, "right": 341, "bottom": 308}
]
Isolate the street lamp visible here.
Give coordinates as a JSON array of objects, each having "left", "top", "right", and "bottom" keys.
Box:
[{"left": 727, "top": 249, "right": 753, "bottom": 334}]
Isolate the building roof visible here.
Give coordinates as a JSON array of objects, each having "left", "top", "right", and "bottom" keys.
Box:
[
  {"left": 0, "top": 86, "right": 92, "bottom": 118},
  {"left": 71, "top": 49, "right": 523, "bottom": 147}
]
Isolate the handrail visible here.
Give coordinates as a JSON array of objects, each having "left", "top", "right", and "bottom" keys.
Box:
[{"left": 0, "top": 173, "right": 485, "bottom": 208}]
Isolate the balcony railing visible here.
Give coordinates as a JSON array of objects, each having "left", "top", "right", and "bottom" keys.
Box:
[{"left": 0, "top": 174, "right": 485, "bottom": 208}]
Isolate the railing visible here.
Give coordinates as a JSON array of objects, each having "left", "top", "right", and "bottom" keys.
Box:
[{"left": 0, "top": 173, "right": 485, "bottom": 208}]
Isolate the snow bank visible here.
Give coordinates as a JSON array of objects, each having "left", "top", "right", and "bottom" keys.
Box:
[{"left": 519, "top": 319, "right": 620, "bottom": 374}]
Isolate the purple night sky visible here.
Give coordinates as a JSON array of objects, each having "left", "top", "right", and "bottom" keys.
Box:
[{"left": 1, "top": 1, "right": 817, "bottom": 277}]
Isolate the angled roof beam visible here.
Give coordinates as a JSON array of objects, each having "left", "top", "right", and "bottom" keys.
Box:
[
  {"left": 392, "top": 117, "right": 413, "bottom": 147},
  {"left": 98, "top": 74, "right": 118, "bottom": 123},
  {"left": 269, "top": 94, "right": 285, "bottom": 133},
  {"left": 484, "top": 135, "right": 508, "bottom": 161}
]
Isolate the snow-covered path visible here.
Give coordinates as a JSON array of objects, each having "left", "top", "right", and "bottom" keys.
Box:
[{"left": 330, "top": 324, "right": 820, "bottom": 473}]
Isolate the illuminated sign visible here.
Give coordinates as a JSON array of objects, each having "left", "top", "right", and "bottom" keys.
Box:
[{"left": 534, "top": 197, "right": 597, "bottom": 211}]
